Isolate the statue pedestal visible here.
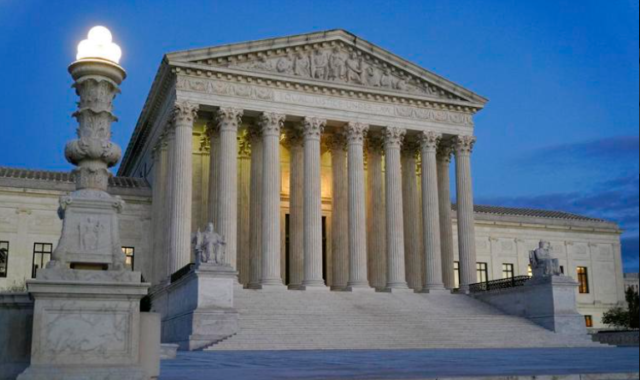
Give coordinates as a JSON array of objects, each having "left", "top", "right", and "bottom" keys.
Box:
[
  {"left": 472, "top": 275, "right": 588, "bottom": 336},
  {"left": 151, "top": 264, "right": 239, "bottom": 351},
  {"left": 525, "top": 275, "right": 588, "bottom": 336},
  {"left": 17, "top": 269, "right": 150, "bottom": 380}
]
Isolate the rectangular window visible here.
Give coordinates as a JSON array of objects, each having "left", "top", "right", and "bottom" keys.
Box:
[
  {"left": 577, "top": 267, "right": 590, "bottom": 294},
  {"left": 560, "top": 265, "right": 565, "bottom": 274},
  {"left": 502, "top": 263, "right": 515, "bottom": 279},
  {"left": 32, "top": 243, "right": 53, "bottom": 278},
  {"left": 527, "top": 264, "right": 533, "bottom": 277},
  {"left": 454, "top": 261, "right": 460, "bottom": 289},
  {"left": 0, "top": 241, "right": 9, "bottom": 278},
  {"left": 477, "top": 262, "right": 489, "bottom": 283},
  {"left": 122, "top": 247, "right": 135, "bottom": 270},
  {"left": 585, "top": 315, "right": 593, "bottom": 328}
]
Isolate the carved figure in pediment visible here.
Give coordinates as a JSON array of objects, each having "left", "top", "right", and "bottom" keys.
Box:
[
  {"left": 328, "top": 48, "right": 347, "bottom": 82},
  {"left": 294, "top": 52, "right": 311, "bottom": 77},
  {"left": 363, "top": 63, "right": 381, "bottom": 87},
  {"left": 346, "top": 52, "right": 363, "bottom": 84},
  {"left": 312, "top": 50, "right": 329, "bottom": 80},
  {"left": 276, "top": 55, "right": 294, "bottom": 75},
  {"left": 396, "top": 76, "right": 408, "bottom": 91},
  {"left": 252, "top": 56, "right": 273, "bottom": 72},
  {"left": 381, "top": 70, "right": 394, "bottom": 89}
]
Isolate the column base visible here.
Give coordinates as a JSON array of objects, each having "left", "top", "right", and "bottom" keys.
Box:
[
  {"left": 345, "top": 285, "right": 375, "bottom": 293},
  {"left": 288, "top": 284, "right": 305, "bottom": 290},
  {"left": 244, "top": 283, "right": 263, "bottom": 290},
  {"left": 378, "top": 286, "right": 413, "bottom": 294},
  {"left": 256, "top": 283, "right": 287, "bottom": 291},
  {"left": 416, "top": 287, "right": 451, "bottom": 295},
  {"left": 300, "top": 283, "right": 330, "bottom": 291}
]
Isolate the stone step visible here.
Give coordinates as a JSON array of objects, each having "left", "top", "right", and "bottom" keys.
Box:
[{"left": 205, "top": 289, "right": 600, "bottom": 351}]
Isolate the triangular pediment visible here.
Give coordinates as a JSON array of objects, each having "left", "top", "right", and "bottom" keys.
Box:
[{"left": 166, "top": 30, "right": 488, "bottom": 106}]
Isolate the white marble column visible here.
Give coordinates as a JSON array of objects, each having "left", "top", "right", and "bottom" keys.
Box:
[
  {"left": 286, "top": 128, "right": 305, "bottom": 290},
  {"left": 383, "top": 127, "right": 410, "bottom": 291},
  {"left": 345, "top": 122, "right": 371, "bottom": 291},
  {"left": 437, "top": 142, "right": 456, "bottom": 290},
  {"left": 238, "top": 133, "right": 252, "bottom": 285},
  {"left": 329, "top": 133, "right": 349, "bottom": 291},
  {"left": 401, "top": 141, "right": 422, "bottom": 291},
  {"left": 163, "top": 127, "right": 176, "bottom": 281},
  {"left": 151, "top": 136, "right": 170, "bottom": 283},
  {"left": 420, "top": 131, "right": 447, "bottom": 292},
  {"left": 168, "top": 101, "right": 198, "bottom": 275},
  {"left": 259, "top": 112, "right": 286, "bottom": 288},
  {"left": 366, "top": 136, "right": 386, "bottom": 290},
  {"left": 214, "top": 108, "right": 243, "bottom": 270},
  {"left": 301, "top": 117, "right": 328, "bottom": 290},
  {"left": 206, "top": 122, "right": 220, "bottom": 226},
  {"left": 455, "top": 135, "right": 478, "bottom": 293},
  {"left": 247, "top": 126, "right": 263, "bottom": 289}
]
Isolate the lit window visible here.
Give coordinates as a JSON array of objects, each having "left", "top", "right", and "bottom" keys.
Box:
[
  {"left": 502, "top": 263, "right": 515, "bottom": 279},
  {"left": 0, "top": 241, "right": 9, "bottom": 278},
  {"left": 122, "top": 247, "right": 135, "bottom": 270},
  {"left": 585, "top": 315, "right": 593, "bottom": 328},
  {"left": 527, "top": 264, "right": 533, "bottom": 277},
  {"left": 577, "top": 267, "right": 590, "bottom": 294},
  {"left": 454, "top": 261, "right": 460, "bottom": 289},
  {"left": 32, "top": 243, "right": 53, "bottom": 278},
  {"left": 477, "top": 262, "right": 489, "bottom": 283}
]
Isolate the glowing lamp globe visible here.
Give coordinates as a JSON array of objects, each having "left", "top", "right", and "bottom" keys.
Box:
[{"left": 76, "top": 26, "right": 122, "bottom": 64}]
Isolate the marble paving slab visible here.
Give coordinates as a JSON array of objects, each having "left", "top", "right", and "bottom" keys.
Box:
[{"left": 159, "top": 348, "right": 639, "bottom": 380}]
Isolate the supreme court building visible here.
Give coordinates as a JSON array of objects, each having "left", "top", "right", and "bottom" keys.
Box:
[{"left": 0, "top": 31, "right": 626, "bottom": 331}]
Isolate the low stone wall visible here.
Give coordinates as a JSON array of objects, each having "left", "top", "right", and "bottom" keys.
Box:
[
  {"left": 471, "top": 275, "right": 587, "bottom": 336},
  {"left": 592, "top": 331, "right": 640, "bottom": 347},
  {"left": 0, "top": 293, "right": 34, "bottom": 380}
]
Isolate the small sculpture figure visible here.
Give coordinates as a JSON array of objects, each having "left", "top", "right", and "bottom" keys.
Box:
[
  {"left": 192, "top": 223, "right": 226, "bottom": 265},
  {"left": 345, "top": 52, "right": 363, "bottom": 84},
  {"left": 293, "top": 52, "right": 311, "bottom": 77},
  {"left": 328, "top": 47, "right": 347, "bottom": 82},
  {"left": 381, "top": 69, "right": 394, "bottom": 89},
  {"left": 363, "top": 64, "right": 381, "bottom": 87},
  {"left": 529, "top": 240, "right": 561, "bottom": 277},
  {"left": 312, "top": 50, "right": 329, "bottom": 80},
  {"left": 276, "top": 55, "right": 294, "bottom": 75}
]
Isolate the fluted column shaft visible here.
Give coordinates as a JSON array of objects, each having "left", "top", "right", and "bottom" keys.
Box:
[
  {"left": 384, "top": 127, "right": 409, "bottom": 291},
  {"left": 247, "top": 127, "right": 263, "bottom": 289},
  {"left": 366, "top": 138, "right": 386, "bottom": 290},
  {"left": 215, "top": 108, "right": 243, "bottom": 270},
  {"left": 163, "top": 129, "right": 176, "bottom": 280},
  {"left": 455, "top": 135, "right": 478, "bottom": 293},
  {"left": 346, "top": 123, "right": 370, "bottom": 290},
  {"left": 259, "top": 113, "right": 286, "bottom": 288},
  {"left": 437, "top": 143, "right": 456, "bottom": 290},
  {"left": 168, "top": 101, "right": 198, "bottom": 275},
  {"left": 302, "top": 117, "right": 328, "bottom": 289},
  {"left": 401, "top": 143, "right": 422, "bottom": 291},
  {"left": 207, "top": 124, "right": 220, "bottom": 225},
  {"left": 151, "top": 139, "right": 168, "bottom": 283},
  {"left": 287, "top": 130, "right": 305, "bottom": 289},
  {"left": 329, "top": 134, "right": 349, "bottom": 290},
  {"left": 420, "top": 132, "right": 446, "bottom": 291}
]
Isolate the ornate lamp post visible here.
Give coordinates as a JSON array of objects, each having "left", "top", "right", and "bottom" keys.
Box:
[{"left": 18, "top": 27, "right": 154, "bottom": 380}]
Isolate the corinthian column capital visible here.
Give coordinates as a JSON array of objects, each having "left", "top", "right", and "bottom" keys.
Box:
[
  {"left": 437, "top": 139, "right": 454, "bottom": 163},
  {"left": 419, "top": 131, "right": 442, "bottom": 153},
  {"left": 259, "top": 112, "right": 286, "bottom": 136},
  {"left": 302, "top": 117, "right": 326, "bottom": 140},
  {"left": 454, "top": 135, "right": 477, "bottom": 156},
  {"left": 326, "top": 133, "right": 347, "bottom": 152},
  {"left": 172, "top": 101, "right": 199, "bottom": 127},
  {"left": 382, "top": 127, "right": 406, "bottom": 149},
  {"left": 345, "top": 122, "right": 369, "bottom": 145},
  {"left": 216, "top": 107, "right": 244, "bottom": 132},
  {"left": 282, "top": 127, "right": 304, "bottom": 149}
]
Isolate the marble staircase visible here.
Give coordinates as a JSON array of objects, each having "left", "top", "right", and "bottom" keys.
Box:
[{"left": 205, "top": 288, "right": 600, "bottom": 351}]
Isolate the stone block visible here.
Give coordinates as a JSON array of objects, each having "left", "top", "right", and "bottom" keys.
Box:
[{"left": 0, "top": 293, "right": 33, "bottom": 380}]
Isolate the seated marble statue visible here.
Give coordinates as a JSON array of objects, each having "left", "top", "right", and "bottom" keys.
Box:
[
  {"left": 192, "top": 223, "right": 226, "bottom": 266},
  {"left": 529, "top": 240, "right": 561, "bottom": 277}
]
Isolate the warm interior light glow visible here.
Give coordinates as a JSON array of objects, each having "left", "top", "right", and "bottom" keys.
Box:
[{"left": 76, "top": 26, "right": 122, "bottom": 64}]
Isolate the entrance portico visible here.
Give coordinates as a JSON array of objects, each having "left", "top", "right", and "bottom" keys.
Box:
[{"left": 120, "top": 30, "right": 488, "bottom": 293}]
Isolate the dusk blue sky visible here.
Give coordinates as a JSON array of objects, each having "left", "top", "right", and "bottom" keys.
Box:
[{"left": 1, "top": 1, "right": 638, "bottom": 271}]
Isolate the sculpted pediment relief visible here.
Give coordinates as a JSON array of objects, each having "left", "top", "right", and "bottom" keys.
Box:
[{"left": 184, "top": 43, "right": 466, "bottom": 102}]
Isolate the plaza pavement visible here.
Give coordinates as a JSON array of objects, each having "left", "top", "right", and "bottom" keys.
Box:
[{"left": 159, "top": 347, "right": 639, "bottom": 380}]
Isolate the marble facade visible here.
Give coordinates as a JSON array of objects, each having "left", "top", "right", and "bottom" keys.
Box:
[{"left": 0, "top": 31, "right": 627, "bottom": 330}]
